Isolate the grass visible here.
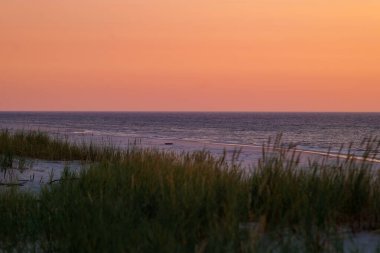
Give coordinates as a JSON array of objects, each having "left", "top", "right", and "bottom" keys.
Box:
[
  {"left": 0, "top": 130, "right": 380, "bottom": 252},
  {"left": 0, "top": 129, "right": 123, "bottom": 161}
]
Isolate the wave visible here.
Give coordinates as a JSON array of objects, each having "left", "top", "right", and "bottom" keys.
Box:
[{"left": 39, "top": 128, "right": 380, "bottom": 164}]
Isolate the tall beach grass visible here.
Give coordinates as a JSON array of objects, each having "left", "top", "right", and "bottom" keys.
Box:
[{"left": 0, "top": 130, "right": 380, "bottom": 252}]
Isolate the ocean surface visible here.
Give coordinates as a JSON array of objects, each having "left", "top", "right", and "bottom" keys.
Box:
[{"left": 1, "top": 112, "right": 380, "bottom": 164}]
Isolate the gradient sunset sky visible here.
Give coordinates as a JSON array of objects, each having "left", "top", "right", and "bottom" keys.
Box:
[{"left": 1, "top": 0, "right": 379, "bottom": 111}]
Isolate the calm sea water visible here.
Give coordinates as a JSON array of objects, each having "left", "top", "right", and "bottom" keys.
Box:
[{"left": 1, "top": 112, "right": 380, "bottom": 159}]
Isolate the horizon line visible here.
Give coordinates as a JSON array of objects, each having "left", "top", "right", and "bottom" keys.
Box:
[{"left": 1, "top": 110, "right": 380, "bottom": 113}]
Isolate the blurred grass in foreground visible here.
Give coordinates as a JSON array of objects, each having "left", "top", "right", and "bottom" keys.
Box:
[{"left": 0, "top": 130, "right": 380, "bottom": 252}]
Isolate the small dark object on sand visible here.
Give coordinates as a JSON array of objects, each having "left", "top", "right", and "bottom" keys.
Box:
[{"left": 165, "top": 142, "right": 174, "bottom": 146}]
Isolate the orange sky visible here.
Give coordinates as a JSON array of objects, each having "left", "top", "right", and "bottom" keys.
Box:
[{"left": 1, "top": 0, "right": 379, "bottom": 111}]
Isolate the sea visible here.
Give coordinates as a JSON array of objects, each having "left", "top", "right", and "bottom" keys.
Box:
[
  {"left": 1, "top": 112, "right": 380, "bottom": 165},
  {"left": 2, "top": 112, "right": 380, "bottom": 250}
]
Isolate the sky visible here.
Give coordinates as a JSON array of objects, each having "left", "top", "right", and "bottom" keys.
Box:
[{"left": 1, "top": 0, "right": 379, "bottom": 112}]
